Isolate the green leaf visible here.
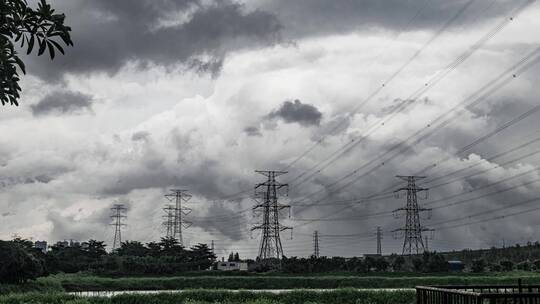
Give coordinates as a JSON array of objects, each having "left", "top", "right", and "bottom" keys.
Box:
[
  {"left": 14, "top": 32, "right": 23, "bottom": 42},
  {"left": 48, "top": 39, "right": 64, "bottom": 55},
  {"left": 14, "top": 56, "right": 26, "bottom": 74},
  {"left": 46, "top": 40, "right": 55, "bottom": 59},
  {"left": 27, "top": 35, "right": 34, "bottom": 54},
  {"left": 37, "top": 38, "right": 46, "bottom": 56}
]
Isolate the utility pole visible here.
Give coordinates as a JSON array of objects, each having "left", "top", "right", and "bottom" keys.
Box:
[
  {"left": 425, "top": 235, "right": 429, "bottom": 252},
  {"left": 313, "top": 230, "right": 320, "bottom": 258},
  {"left": 110, "top": 204, "right": 127, "bottom": 250},
  {"left": 376, "top": 226, "right": 383, "bottom": 255},
  {"left": 164, "top": 189, "right": 193, "bottom": 246},
  {"left": 392, "top": 175, "right": 433, "bottom": 255},
  {"left": 251, "top": 170, "right": 291, "bottom": 263},
  {"left": 162, "top": 204, "right": 176, "bottom": 238}
]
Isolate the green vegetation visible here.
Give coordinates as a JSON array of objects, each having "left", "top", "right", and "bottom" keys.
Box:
[
  {"left": 0, "top": 289, "right": 416, "bottom": 304},
  {"left": 0, "top": 279, "right": 63, "bottom": 294},
  {"left": 1, "top": 272, "right": 538, "bottom": 294},
  {"left": 52, "top": 273, "right": 540, "bottom": 292}
]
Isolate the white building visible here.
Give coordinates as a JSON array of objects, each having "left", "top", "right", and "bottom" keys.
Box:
[
  {"left": 216, "top": 261, "right": 248, "bottom": 271},
  {"left": 34, "top": 241, "right": 47, "bottom": 253}
]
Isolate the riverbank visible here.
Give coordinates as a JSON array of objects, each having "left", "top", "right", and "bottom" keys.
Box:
[{"left": 0, "top": 289, "right": 416, "bottom": 304}]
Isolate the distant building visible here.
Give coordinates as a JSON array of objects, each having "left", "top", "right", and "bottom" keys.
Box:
[
  {"left": 216, "top": 261, "right": 248, "bottom": 271},
  {"left": 55, "top": 239, "right": 80, "bottom": 247},
  {"left": 34, "top": 241, "right": 47, "bottom": 253},
  {"left": 448, "top": 260, "right": 464, "bottom": 272},
  {"left": 363, "top": 254, "right": 382, "bottom": 258},
  {"left": 56, "top": 240, "right": 69, "bottom": 247}
]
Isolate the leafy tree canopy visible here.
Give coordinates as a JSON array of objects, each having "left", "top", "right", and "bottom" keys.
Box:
[{"left": 1, "top": 0, "right": 72, "bottom": 106}]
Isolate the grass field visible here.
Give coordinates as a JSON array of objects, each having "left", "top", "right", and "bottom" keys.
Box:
[
  {"left": 0, "top": 289, "right": 416, "bottom": 304},
  {"left": 57, "top": 272, "right": 540, "bottom": 291},
  {"left": 1, "top": 271, "right": 539, "bottom": 294}
]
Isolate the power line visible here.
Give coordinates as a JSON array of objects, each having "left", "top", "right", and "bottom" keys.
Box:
[
  {"left": 291, "top": 45, "right": 540, "bottom": 212},
  {"left": 283, "top": 0, "right": 477, "bottom": 173}
]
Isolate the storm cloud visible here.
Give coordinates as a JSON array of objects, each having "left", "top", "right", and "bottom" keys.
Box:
[
  {"left": 267, "top": 99, "right": 322, "bottom": 127},
  {"left": 31, "top": 90, "right": 93, "bottom": 116},
  {"left": 23, "top": 0, "right": 282, "bottom": 80}
]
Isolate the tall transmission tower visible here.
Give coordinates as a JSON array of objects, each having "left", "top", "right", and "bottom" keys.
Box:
[
  {"left": 392, "top": 175, "right": 433, "bottom": 255},
  {"left": 313, "top": 230, "right": 320, "bottom": 258},
  {"left": 251, "top": 170, "right": 291, "bottom": 262},
  {"left": 162, "top": 204, "right": 176, "bottom": 238},
  {"left": 164, "top": 189, "right": 193, "bottom": 246},
  {"left": 110, "top": 204, "right": 127, "bottom": 250},
  {"left": 376, "top": 226, "right": 383, "bottom": 255}
]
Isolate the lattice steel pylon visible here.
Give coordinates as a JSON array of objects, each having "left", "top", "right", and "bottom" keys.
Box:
[
  {"left": 376, "top": 226, "right": 383, "bottom": 255},
  {"left": 110, "top": 204, "right": 127, "bottom": 250},
  {"left": 164, "top": 189, "right": 193, "bottom": 246},
  {"left": 162, "top": 204, "right": 176, "bottom": 238},
  {"left": 251, "top": 170, "right": 291, "bottom": 261},
  {"left": 392, "top": 175, "right": 433, "bottom": 255},
  {"left": 313, "top": 230, "right": 320, "bottom": 258}
]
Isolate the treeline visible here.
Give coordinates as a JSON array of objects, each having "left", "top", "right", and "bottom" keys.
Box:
[
  {"left": 280, "top": 253, "right": 448, "bottom": 274},
  {"left": 0, "top": 237, "right": 215, "bottom": 283},
  {"left": 442, "top": 242, "right": 540, "bottom": 266},
  {"left": 3, "top": 238, "right": 540, "bottom": 284}
]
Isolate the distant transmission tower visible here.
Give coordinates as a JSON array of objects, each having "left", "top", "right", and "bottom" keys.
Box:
[
  {"left": 251, "top": 170, "right": 291, "bottom": 261},
  {"left": 313, "top": 230, "right": 320, "bottom": 258},
  {"left": 164, "top": 189, "right": 193, "bottom": 246},
  {"left": 162, "top": 204, "right": 176, "bottom": 238},
  {"left": 110, "top": 204, "right": 127, "bottom": 250},
  {"left": 376, "top": 226, "right": 383, "bottom": 255},
  {"left": 392, "top": 175, "right": 433, "bottom": 255}
]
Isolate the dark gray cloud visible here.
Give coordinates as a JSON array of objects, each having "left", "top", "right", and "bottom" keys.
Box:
[
  {"left": 257, "top": 0, "right": 515, "bottom": 39},
  {"left": 244, "top": 126, "right": 261, "bottom": 137},
  {"left": 132, "top": 131, "right": 151, "bottom": 142},
  {"left": 24, "top": 0, "right": 282, "bottom": 80},
  {"left": 31, "top": 90, "right": 93, "bottom": 116},
  {"left": 267, "top": 99, "right": 322, "bottom": 127}
]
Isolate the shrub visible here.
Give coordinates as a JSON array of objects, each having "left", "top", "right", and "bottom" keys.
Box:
[
  {"left": 0, "top": 241, "right": 45, "bottom": 283},
  {"left": 471, "top": 259, "right": 486, "bottom": 273},
  {"left": 500, "top": 260, "right": 514, "bottom": 272},
  {"left": 517, "top": 261, "right": 532, "bottom": 271}
]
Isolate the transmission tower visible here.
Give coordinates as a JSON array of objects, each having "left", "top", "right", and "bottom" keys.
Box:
[
  {"left": 110, "top": 204, "right": 127, "bottom": 250},
  {"left": 313, "top": 230, "right": 320, "bottom": 258},
  {"left": 251, "top": 170, "right": 291, "bottom": 262},
  {"left": 392, "top": 175, "right": 433, "bottom": 255},
  {"left": 162, "top": 204, "right": 176, "bottom": 238},
  {"left": 164, "top": 189, "right": 193, "bottom": 246},
  {"left": 376, "top": 226, "right": 383, "bottom": 255}
]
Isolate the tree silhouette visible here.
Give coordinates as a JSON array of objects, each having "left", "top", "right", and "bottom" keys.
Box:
[{"left": 1, "top": 0, "right": 72, "bottom": 106}]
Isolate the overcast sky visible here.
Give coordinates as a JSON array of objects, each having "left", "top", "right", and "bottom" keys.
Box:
[{"left": 2, "top": 0, "right": 540, "bottom": 258}]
